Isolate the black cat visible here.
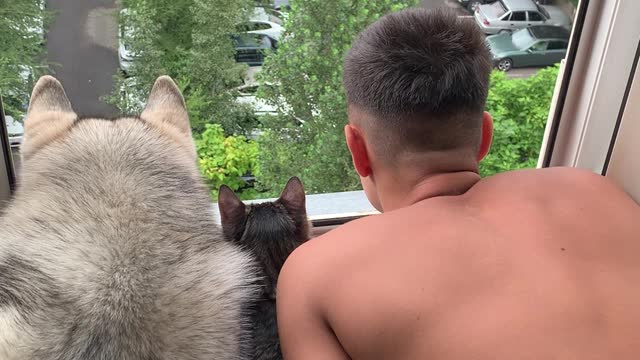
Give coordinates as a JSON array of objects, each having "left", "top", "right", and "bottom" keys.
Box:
[{"left": 218, "top": 177, "right": 311, "bottom": 360}]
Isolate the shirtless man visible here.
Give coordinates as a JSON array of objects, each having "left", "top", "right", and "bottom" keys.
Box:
[{"left": 276, "top": 8, "right": 640, "bottom": 360}]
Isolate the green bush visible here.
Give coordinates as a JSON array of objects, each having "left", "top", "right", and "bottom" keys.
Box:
[
  {"left": 481, "top": 65, "right": 559, "bottom": 176},
  {"left": 196, "top": 123, "right": 259, "bottom": 200}
]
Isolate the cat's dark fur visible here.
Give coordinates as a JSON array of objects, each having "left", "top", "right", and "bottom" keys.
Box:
[{"left": 218, "top": 177, "right": 311, "bottom": 360}]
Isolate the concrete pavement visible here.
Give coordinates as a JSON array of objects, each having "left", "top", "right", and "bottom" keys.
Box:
[{"left": 46, "top": 0, "right": 119, "bottom": 117}]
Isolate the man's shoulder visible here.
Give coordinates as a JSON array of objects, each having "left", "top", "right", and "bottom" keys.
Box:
[
  {"left": 477, "top": 167, "right": 621, "bottom": 197},
  {"left": 279, "top": 215, "right": 388, "bottom": 292}
]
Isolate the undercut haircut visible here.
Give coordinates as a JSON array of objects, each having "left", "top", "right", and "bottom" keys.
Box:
[{"left": 343, "top": 8, "right": 492, "bottom": 162}]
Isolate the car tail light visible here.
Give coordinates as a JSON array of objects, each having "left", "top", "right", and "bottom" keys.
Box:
[{"left": 483, "top": 19, "right": 490, "bottom": 26}]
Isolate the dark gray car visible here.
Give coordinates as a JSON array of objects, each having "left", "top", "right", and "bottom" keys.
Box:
[{"left": 488, "top": 25, "right": 570, "bottom": 71}]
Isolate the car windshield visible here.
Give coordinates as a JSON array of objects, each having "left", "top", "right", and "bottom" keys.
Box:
[
  {"left": 487, "top": 1, "right": 508, "bottom": 18},
  {"left": 512, "top": 28, "right": 535, "bottom": 50}
]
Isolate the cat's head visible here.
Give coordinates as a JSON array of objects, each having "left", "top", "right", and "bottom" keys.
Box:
[{"left": 218, "top": 177, "right": 310, "bottom": 298}]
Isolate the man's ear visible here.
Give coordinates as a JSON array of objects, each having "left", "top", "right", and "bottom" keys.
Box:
[
  {"left": 141, "top": 76, "right": 195, "bottom": 156},
  {"left": 218, "top": 185, "right": 247, "bottom": 241},
  {"left": 21, "top": 75, "right": 77, "bottom": 159},
  {"left": 477, "top": 111, "right": 493, "bottom": 162},
  {"left": 278, "top": 177, "right": 306, "bottom": 213},
  {"left": 345, "top": 124, "right": 371, "bottom": 178}
]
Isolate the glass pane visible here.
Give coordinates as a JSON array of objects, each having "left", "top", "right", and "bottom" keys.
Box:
[
  {"left": 512, "top": 11, "right": 526, "bottom": 21},
  {"left": 528, "top": 11, "right": 544, "bottom": 21},
  {"left": 1, "top": 0, "right": 585, "bottom": 214}
]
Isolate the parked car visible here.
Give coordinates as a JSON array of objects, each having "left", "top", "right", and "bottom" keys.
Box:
[
  {"left": 118, "top": 9, "right": 137, "bottom": 74},
  {"left": 26, "top": 0, "right": 46, "bottom": 44},
  {"left": 488, "top": 25, "right": 570, "bottom": 71},
  {"left": 475, "top": 0, "right": 572, "bottom": 35},
  {"left": 239, "top": 7, "right": 284, "bottom": 41},
  {"left": 459, "top": 0, "right": 551, "bottom": 12},
  {"left": 232, "top": 83, "right": 278, "bottom": 117},
  {"left": 271, "top": 0, "right": 290, "bottom": 21},
  {"left": 233, "top": 33, "right": 276, "bottom": 66},
  {"left": 5, "top": 115, "right": 24, "bottom": 147}
]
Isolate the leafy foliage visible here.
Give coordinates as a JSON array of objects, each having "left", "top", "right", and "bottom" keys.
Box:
[
  {"left": 106, "top": 0, "right": 261, "bottom": 134},
  {"left": 256, "top": 0, "right": 419, "bottom": 196},
  {"left": 0, "top": 0, "right": 49, "bottom": 119},
  {"left": 104, "top": 0, "right": 562, "bottom": 200},
  {"left": 196, "top": 124, "right": 259, "bottom": 200},
  {"left": 481, "top": 65, "right": 559, "bottom": 176}
]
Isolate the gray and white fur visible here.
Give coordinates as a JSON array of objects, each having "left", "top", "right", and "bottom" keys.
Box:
[{"left": 0, "top": 75, "right": 260, "bottom": 360}]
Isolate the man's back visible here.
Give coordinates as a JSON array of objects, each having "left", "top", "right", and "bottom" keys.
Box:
[{"left": 279, "top": 168, "right": 640, "bottom": 359}]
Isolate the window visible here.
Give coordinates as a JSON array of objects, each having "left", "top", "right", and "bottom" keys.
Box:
[
  {"left": 548, "top": 41, "right": 568, "bottom": 51},
  {"left": 237, "top": 22, "right": 272, "bottom": 32},
  {"left": 530, "top": 41, "right": 548, "bottom": 52},
  {"left": 511, "top": 11, "right": 526, "bottom": 21},
  {"left": 0, "top": 0, "right": 619, "bottom": 221},
  {"left": 511, "top": 28, "right": 535, "bottom": 49},
  {"left": 528, "top": 11, "right": 544, "bottom": 21}
]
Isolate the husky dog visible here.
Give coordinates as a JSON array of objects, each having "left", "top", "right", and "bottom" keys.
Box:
[
  {"left": 218, "top": 178, "right": 311, "bottom": 360},
  {"left": 0, "top": 75, "right": 260, "bottom": 360}
]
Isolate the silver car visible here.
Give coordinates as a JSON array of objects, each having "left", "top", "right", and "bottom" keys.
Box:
[{"left": 474, "top": 0, "right": 572, "bottom": 35}]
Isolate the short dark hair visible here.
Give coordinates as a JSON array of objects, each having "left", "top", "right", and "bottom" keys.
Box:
[{"left": 343, "top": 8, "right": 491, "bottom": 160}]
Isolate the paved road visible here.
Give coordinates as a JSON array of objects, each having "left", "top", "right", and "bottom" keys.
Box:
[{"left": 46, "top": 0, "right": 119, "bottom": 117}]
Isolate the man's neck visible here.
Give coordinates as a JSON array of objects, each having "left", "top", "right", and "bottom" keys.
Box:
[{"left": 377, "top": 169, "right": 481, "bottom": 212}]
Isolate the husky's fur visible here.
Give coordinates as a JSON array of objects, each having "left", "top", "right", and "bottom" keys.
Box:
[
  {"left": 218, "top": 178, "right": 311, "bottom": 360},
  {"left": 0, "top": 76, "right": 260, "bottom": 360}
]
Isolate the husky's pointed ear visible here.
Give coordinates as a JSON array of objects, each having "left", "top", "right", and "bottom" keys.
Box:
[
  {"left": 141, "top": 76, "right": 191, "bottom": 136},
  {"left": 218, "top": 185, "right": 247, "bottom": 242},
  {"left": 278, "top": 177, "right": 306, "bottom": 213},
  {"left": 22, "top": 76, "right": 77, "bottom": 159},
  {"left": 27, "top": 75, "right": 74, "bottom": 114}
]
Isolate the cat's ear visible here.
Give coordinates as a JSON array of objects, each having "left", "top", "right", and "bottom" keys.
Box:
[
  {"left": 218, "top": 185, "right": 246, "bottom": 241},
  {"left": 278, "top": 177, "right": 306, "bottom": 213}
]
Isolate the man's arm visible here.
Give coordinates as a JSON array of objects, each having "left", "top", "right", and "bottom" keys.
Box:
[{"left": 277, "top": 244, "right": 351, "bottom": 360}]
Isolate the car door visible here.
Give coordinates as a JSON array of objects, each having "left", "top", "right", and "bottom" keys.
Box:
[
  {"left": 546, "top": 40, "right": 568, "bottom": 65},
  {"left": 527, "top": 11, "right": 545, "bottom": 26},
  {"left": 522, "top": 40, "right": 549, "bottom": 67},
  {"left": 508, "top": 11, "right": 527, "bottom": 31}
]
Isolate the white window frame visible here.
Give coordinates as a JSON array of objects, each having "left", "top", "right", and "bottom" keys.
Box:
[
  {"left": 539, "top": 0, "right": 640, "bottom": 175},
  {"left": 602, "top": 43, "right": 640, "bottom": 202},
  {"left": 0, "top": 99, "right": 16, "bottom": 211}
]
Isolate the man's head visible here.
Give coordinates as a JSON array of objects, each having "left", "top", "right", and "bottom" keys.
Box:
[{"left": 343, "top": 8, "right": 493, "bottom": 209}]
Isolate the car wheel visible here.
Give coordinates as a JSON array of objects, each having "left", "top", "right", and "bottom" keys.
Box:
[
  {"left": 467, "top": 0, "right": 483, "bottom": 12},
  {"left": 497, "top": 58, "right": 513, "bottom": 72}
]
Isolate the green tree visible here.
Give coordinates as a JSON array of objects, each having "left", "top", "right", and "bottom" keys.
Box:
[
  {"left": 481, "top": 65, "right": 559, "bottom": 176},
  {"left": 256, "top": 0, "right": 418, "bottom": 196},
  {"left": 107, "top": 0, "right": 264, "bottom": 134},
  {"left": 0, "top": 0, "right": 49, "bottom": 118}
]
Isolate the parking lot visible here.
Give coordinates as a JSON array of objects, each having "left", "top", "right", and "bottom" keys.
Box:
[{"left": 41, "top": 0, "right": 559, "bottom": 117}]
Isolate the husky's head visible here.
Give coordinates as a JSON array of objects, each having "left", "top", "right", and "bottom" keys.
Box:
[
  {"left": 20, "top": 75, "right": 198, "bottom": 179},
  {"left": 23, "top": 75, "right": 194, "bottom": 159}
]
